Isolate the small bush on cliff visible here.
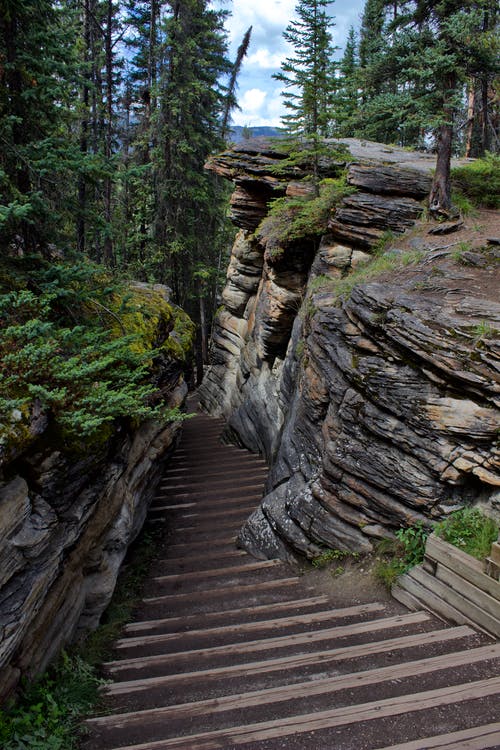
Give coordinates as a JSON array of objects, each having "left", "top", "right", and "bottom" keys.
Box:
[
  {"left": 258, "top": 175, "right": 355, "bottom": 256},
  {"left": 0, "top": 256, "right": 192, "bottom": 453}
]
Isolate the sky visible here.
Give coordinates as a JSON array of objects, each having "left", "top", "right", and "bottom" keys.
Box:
[{"left": 216, "top": 0, "right": 366, "bottom": 128}]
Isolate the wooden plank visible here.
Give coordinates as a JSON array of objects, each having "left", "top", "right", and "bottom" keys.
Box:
[
  {"left": 115, "top": 602, "right": 385, "bottom": 649},
  {"left": 151, "top": 559, "right": 280, "bottom": 585},
  {"left": 154, "top": 549, "right": 247, "bottom": 567},
  {"left": 141, "top": 577, "right": 300, "bottom": 606},
  {"left": 89, "top": 642, "right": 500, "bottom": 729},
  {"left": 149, "top": 503, "right": 197, "bottom": 511},
  {"left": 411, "top": 566, "right": 500, "bottom": 638},
  {"left": 165, "top": 536, "right": 237, "bottom": 552},
  {"left": 104, "top": 676, "right": 500, "bottom": 750},
  {"left": 489, "top": 542, "right": 500, "bottom": 564},
  {"left": 426, "top": 534, "right": 500, "bottom": 603},
  {"left": 122, "top": 595, "right": 330, "bottom": 635},
  {"left": 104, "top": 626, "right": 473, "bottom": 696},
  {"left": 104, "top": 612, "right": 430, "bottom": 672},
  {"left": 435, "top": 563, "right": 500, "bottom": 622},
  {"left": 376, "top": 721, "right": 500, "bottom": 749},
  {"left": 153, "top": 501, "right": 257, "bottom": 515},
  {"left": 176, "top": 506, "right": 256, "bottom": 521}
]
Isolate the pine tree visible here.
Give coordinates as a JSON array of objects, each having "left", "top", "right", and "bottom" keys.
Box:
[
  {"left": 331, "top": 26, "right": 359, "bottom": 136},
  {"left": 274, "top": 0, "right": 337, "bottom": 138},
  {"left": 153, "top": 0, "right": 233, "bottom": 372},
  {"left": 0, "top": 0, "right": 82, "bottom": 253}
]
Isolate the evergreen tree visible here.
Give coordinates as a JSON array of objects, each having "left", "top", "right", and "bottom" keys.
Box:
[
  {"left": 331, "top": 26, "right": 359, "bottom": 136},
  {"left": 274, "top": 0, "right": 337, "bottom": 138},
  {"left": 0, "top": 0, "right": 81, "bottom": 253},
  {"left": 153, "top": 0, "right": 232, "bottom": 366}
]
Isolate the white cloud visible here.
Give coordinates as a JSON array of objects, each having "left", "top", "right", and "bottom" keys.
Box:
[
  {"left": 247, "top": 48, "right": 284, "bottom": 69},
  {"left": 217, "top": 0, "right": 366, "bottom": 126}
]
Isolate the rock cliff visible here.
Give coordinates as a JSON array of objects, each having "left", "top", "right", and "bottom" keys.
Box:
[
  {"left": 0, "top": 283, "right": 193, "bottom": 700},
  {"left": 198, "top": 138, "right": 500, "bottom": 563}
]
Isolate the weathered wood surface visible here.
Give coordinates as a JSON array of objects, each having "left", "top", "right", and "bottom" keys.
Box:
[{"left": 82, "top": 411, "right": 500, "bottom": 750}]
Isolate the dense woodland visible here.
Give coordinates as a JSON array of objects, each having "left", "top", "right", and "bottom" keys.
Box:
[{"left": 0, "top": 0, "right": 498, "bottom": 436}]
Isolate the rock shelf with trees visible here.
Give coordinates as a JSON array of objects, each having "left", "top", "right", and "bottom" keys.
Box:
[{"left": 198, "top": 137, "right": 500, "bottom": 564}]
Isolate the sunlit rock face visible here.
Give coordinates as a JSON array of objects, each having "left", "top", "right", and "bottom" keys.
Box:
[{"left": 199, "top": 137, "right": 499, "bottom": 563}]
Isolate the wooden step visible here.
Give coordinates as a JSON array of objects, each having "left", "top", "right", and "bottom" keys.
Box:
[
  {"left": 122, "top": 595, "right": 330, "bottom": 636},
  {"left": 104, "top": 626, "right": 474, "bottom": 696},
  {"left": 150, "top": 558, "right": 281, "bottom": 585},
  {"left": 377, "top": 721, "right": 500, "bottom": 749},
  {"left": 115, "top": 602, "right": 386, "bottom": 650},
  {"left": 83, "top": 409, "right": 497, "bottom": 750},
  {"left": 88, "top": 642, "right": 500, "bottom": 734},
  {"left": 103, "top": 612, "right": 431, "bottom": 674},
  {"left": 99, "top": 676, "right": 500, "bottom": 750},
  {"left": 140, "top": 576, "right": 301, "bottom": 607}
]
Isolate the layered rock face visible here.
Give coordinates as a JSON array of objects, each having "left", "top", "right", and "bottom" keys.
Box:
[
  {"left": 0, "top": 284, "right": 192, "bottom": 700},
  {"left": 199, "top": 138, "right": 500, "bottom": 563}
]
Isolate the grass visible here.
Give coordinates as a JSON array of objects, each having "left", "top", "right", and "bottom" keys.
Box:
[
  {"left": 0, "top": 654, "right": 103, "bottom": 750},
  {"left": 451, "top": 153, "right": 500, "bottom": 210},
  {"left": 0, "top": 526, "right": 162, "bottom": 749},
  {"left": 306, "top": 247, "right": 424, "bottom": 310},
  {"left": 434, "top": 507, "right": 498, "bottom": 560},
  {"left": 374, "top": 523, "right": 429, "bottom": 589},
  {"left": 374, "top": 507, "right": 498, "bottom": 589}
]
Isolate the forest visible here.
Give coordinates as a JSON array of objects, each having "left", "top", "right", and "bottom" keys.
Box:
[{"left": 0, "top": 0, "right": 498, "bottom": 442}]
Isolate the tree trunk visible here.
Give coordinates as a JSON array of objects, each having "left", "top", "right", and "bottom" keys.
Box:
[
  {"left": 429, "top": 73, "right": 456, "bottom": 217},
  {"left": 464, "top": 80, "right": 475, "bottom": 158}
]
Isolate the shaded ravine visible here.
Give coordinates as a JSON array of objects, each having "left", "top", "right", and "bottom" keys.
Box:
[{"left": 84, "top": 409, "right": 500, "bottom": 750}]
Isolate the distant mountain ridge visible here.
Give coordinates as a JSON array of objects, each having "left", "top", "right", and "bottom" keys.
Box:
[{"left": 229, "top": 125, "right": 281, "bottom": 143}]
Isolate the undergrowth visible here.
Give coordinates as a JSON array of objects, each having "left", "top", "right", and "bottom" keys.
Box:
[
  {"left": 311, "top": 547, "right": 360, "bottom": 577},
  {"left": 434, "top": 507, "right": 498, "bottom": 559},
  {"left": 0, "top": 527, "right": 162, "bottom": 749},
  {"left": 375, "top": 507, "right": 498, "bottom": 589},
  {"left": 0, "top": 653, "right": 102, "bottom": 750},
  {"left": 0, "top": 255, "right": 192, "bottom": 453},
  {"left": 257, "top": 174, "right": 355, "bottom": 259},
  {"left": 451, "top": 152, "right": 500, "bottom": 209}
]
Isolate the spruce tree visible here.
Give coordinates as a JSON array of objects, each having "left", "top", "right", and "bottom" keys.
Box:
[
  {"left": 0, "top": 0, "right": 81, "bottom": 253},
  {"left": 331, "top": 26, "right": 359, "bottom": 136},
  {"left": 274, "top": 0, "right": 336, "bottom": 138}
]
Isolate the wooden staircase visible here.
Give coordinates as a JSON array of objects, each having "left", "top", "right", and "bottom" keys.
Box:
[{"left": 83, "top": 411, "right": 500, "bottom": 750}]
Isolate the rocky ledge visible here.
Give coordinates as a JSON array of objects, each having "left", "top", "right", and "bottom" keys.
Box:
[{"left": 199, "top": 137, "right": 499, "bottom": 563}]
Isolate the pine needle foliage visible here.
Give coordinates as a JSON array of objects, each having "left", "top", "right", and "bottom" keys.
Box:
[{"left": 0, "top": 256, "right": 190, "bottom": 453}]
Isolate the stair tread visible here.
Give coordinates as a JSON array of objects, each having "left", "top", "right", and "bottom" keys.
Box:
[{"left": 82, "top": 409, "right": 494, "bottom": 750}]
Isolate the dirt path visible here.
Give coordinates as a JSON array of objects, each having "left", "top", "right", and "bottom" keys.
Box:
[{"left": 83, "top": 410, "right": 500, "bottom": 749}]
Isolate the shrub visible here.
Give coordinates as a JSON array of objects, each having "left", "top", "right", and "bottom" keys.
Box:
[
  {"left": 0, "top": 255, "right": 193, "bottom": 453},
  {"left": 451, "top": 153, "right": 500, "bottom": 209},
  {"left": 258, "top": 175, "right": 355, "bottom": 252}
]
